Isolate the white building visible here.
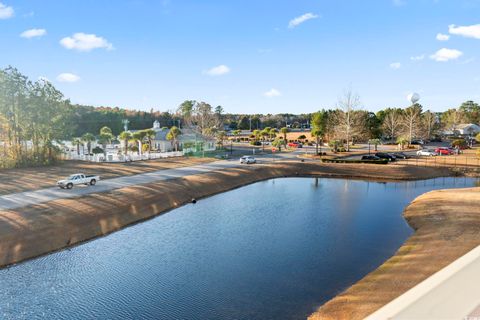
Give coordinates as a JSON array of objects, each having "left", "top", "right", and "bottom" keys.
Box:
[
  {"left": 149, "top": 121, "right": 216, "bottom": 152},
  {"left": 443, "top": 123, "right": 480, "bottom": 136}
]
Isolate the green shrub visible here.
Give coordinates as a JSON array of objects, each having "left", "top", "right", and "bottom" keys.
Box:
[
  {"left": 92, "top": 146, "right": 104, "bottom": 154},
  {"left": 451, "top": 139, "right": 467, "bottom": 147}
]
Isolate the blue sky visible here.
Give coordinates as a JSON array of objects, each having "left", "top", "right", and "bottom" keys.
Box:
[{"left": 1, "top": 0, "right": 480, "bottom": 114}]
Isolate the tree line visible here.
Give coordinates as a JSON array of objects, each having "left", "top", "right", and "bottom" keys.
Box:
[
  {"left": 0, "top": 67, "right": 75, "bottom": 168},
  {"left": 1, "top": 66, "right": 480, "bottom": 168}
]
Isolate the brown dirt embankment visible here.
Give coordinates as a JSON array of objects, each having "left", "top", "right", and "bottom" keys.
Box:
[
  {"left": 0, "top": 162, "right": 451, "bottom": 269},
  {"left": 309, "top": 186, "right": 480, "bottom": 320},
  {"left": 0, "top": 157, "right": 212, "bottom": 196}
]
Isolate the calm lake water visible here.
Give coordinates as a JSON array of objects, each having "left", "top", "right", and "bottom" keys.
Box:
[{"left": 0, "top": 177, "right": 478, "bottom": 320}]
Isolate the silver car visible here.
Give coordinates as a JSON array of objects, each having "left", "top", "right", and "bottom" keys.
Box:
[
  {"left": 240, "top": 156, "right": 256, "bottom": 164},
  {"left": 416, "top": 149, "right": 436, "bottom": 157}
]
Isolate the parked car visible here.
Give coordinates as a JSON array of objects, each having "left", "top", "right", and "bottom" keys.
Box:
[
  {"left": 411, "top": 139, "right": 425, "bottom": 145},
  {"left": 240, "top": 156, "right": 256, "bottom": 164},
  {"left": 416, "top": 149, "right": 437, "bottom": 157},
  {"left": 57, "top": 173, "right": 100, "bottom": 189},
  {"left": 435, "top": 147, "right": 454, "bottom": 155},
  {"left": 361, "top": 155, "right": 381, "bottom": 160},
  {"left": 288, "top": 142, "right": 303, "bottom": 148},
  {"left": 393, "top": 152, "right": 410, "bottom": 159},
  {"left": 375, "top": 152, "right": 396, "bottom": 161}
]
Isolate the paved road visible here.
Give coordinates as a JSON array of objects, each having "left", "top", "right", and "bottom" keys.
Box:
[{"left": 0, "top": 160, "right": 248, "bottom": 211}]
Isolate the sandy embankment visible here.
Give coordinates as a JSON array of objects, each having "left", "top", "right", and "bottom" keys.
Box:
[
  {"left": 0, "top": 162, "right": 451, "bottom": 269},
  {"left": 310, "top": 186, "right": 480, "bottom": 320},
  {"left": 0, "top": 157, "right": 213, "bottom": 195}
]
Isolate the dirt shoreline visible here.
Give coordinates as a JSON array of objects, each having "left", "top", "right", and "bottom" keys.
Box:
[
  {"left": 0, "top": 157, "right": 213, "bottom": 196},
  {"left": 0, "top": 162, "right": 453, "bottom": 269},
  {"left": 309, "top": 184, "right": 480, "bottom": 320}
]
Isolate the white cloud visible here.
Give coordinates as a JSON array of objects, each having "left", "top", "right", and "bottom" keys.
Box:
[
  {"left": 410, "top": 54, "right": 425, "bottom": 61},
  {"left": 56, "top": 73, "right": 80, "bottom": 83},
  {"left": 264, "top": 88, "right": 281, "bottom": 97},
  {"left": 430, "top": 48, "right": 463, "bottom": 62},
  {"left": 436, "top": 33, "right": 450, "bottom": 41},
  {"left": 204, "top": 65, "right": 230, "bottom": 76},
  {"left": 449, "top": 24, "right": 480, "bottom": 39},
  {"left": 390, "top": 62, "right": 401, "bottom": 69},
  {"left": 0, "top": 2, "right": 13, "bottom": 19},
  {"left": 288, "top": 13, "right": 319, "bottom": 28},
  {"left": 60, "top": 33, "right": 113, "bottom": 52},
  {"left": 392, "top": 0, "right": 406, "bottom": 6},
  {"left": 20, "top": 28, "right": 46, "bottom": 39}
]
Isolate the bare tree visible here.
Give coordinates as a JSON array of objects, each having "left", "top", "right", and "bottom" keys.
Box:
[
  {"left": 334, "top": 88, "right": 363, "bottom": 151},
  {"left": 177, "top": 101, "right": 221, "bottom": 139},
  {"left": 382, "top": 108, "right": 402, "bottom": 141},
  {"left": 441, "top": 108, "right": 464, "bottom": 135},
  {"left": 402, "top": 104, "right": 422, "bottom": 144},
  {"left": 422, "top": 110, "right": 437, "bottom": 140}
]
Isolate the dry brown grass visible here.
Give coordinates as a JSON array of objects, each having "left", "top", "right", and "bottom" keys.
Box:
[
  {"left": 0, "top": 157, "right": 213, "bottom": 195},
  {"left": 309, "top": 187, "right": 480, "bottom": 320}
]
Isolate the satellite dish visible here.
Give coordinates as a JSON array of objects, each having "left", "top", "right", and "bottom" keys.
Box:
[{"left": 407, "top": 93, "right": 420, "bottom": 104}]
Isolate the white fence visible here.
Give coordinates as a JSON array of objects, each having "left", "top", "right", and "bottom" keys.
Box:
[{"left": 64, "top": 151, "right": 185, "bottom": 163}]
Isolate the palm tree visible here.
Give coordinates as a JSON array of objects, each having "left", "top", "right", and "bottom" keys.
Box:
[
  {"left": 260, "top": 129, "right": 269, "bottom": 151},
  {"left": 232, "top": 129, "right": 241, "bottom": 142},
  {"left": 143, "top": 129, "right": 156, "bottom": 152},
  {"left": 252, "top": 129, "right": 261, "bottom": 143},
  {"left": 72, "top": 138, "right": 82, "bottom": 156},
  {"left": 269, "top": 128, "right": 278, "bottom": 141},
  {"left": 396, "top": 136, "right": 409, "bottom": 150},
  {"left": 311, "top": 111, "right": 326, "bottom": 156},
  {"left": 132, "top": 131, "right": 146, "bottom": 155},
  {"left": 167, "top": 126, "right": 182, "bottom": 151},
  {"left": 261, "top": 129, "right": 269, "bottom": 141},
  {"left": 97, "top": 126, "right": 114, "bottom": 159},
  {"left": 369, "top": 138, "right": 381, "bottom": 152},
  {"left": 119, "top": 131, "right": 132, "bottom": 155},
  {"left": 311, "top": 128, "right": 323, "bottom": 155},
  {"left": 280, "top": 127, "right": 289, "bottom": 142},
  {"left": 216, "top": 131, "right": 226, "bottom": 148},
  {"left": 81, "top": 133, "right": 95, "bottom": 155}
]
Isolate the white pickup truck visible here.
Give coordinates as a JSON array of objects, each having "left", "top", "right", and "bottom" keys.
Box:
[{"left": 57, "top": 173, "right": 100, "bottom": 189}]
